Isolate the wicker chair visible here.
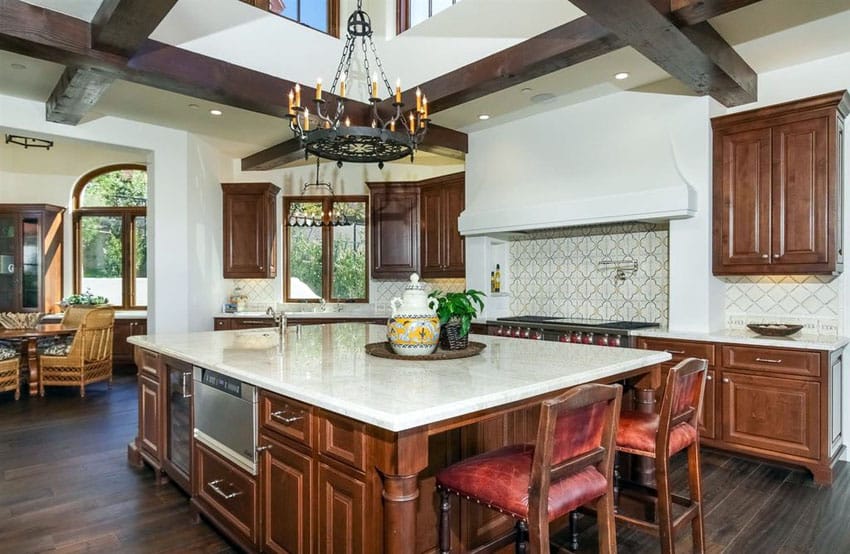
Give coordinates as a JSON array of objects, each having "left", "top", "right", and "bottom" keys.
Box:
[
  {"left": 39, "top": 306, "right": 115, "bottom": 397},
  {"left": 0, "top": 342, "right": 21, "bottom": 400}
]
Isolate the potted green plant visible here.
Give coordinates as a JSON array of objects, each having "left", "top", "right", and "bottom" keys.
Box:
[
  {"left": 428, "top": 289, "right": 486, "bottom": 350},
  {"left": 60, "top": 288, "right": 109, "bottom": 309}
]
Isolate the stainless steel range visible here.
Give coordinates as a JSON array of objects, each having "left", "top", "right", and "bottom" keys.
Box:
[{"left": 486, "top": 316, "right": 659, "bottom": 348}]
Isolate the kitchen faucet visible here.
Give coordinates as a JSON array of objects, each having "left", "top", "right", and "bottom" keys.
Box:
[{"left": 265, "top": 306, "right": 287, "bottom": 350}]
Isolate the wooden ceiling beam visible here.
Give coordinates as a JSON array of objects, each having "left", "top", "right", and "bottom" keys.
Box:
[
  {"left": 91, "top": 0, "right": 178, "bottom": 57},
  {"left": 45, "top": 66, "right": 115, "bottom": 124},
  {"left": 569, "top": 0, "right": 757, "bottom": 106}
]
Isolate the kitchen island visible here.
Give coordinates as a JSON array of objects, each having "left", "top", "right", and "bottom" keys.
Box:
[{"left": 129, "top": 323, "right": 669, "bottom": 553}]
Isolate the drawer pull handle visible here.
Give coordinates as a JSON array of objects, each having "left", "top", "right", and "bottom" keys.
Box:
[
  {"left": 181, "top": 372, "right": 193, "bottom": 398},
  {"left": 271, "top": 410, "right": 303, "bottom": 425},
  {"left": 665, "top": 349, "right": 685, "bottom": 354},
  {"left": 208, "top": 479, "right": 242, "bottom": 499},
  {"left": 755, "top": 357, "right": 783, "bottom": 364}
]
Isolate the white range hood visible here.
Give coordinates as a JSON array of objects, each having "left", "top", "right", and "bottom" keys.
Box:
[{"left": 458, "top": 184, "right": 697, "bottom": 236}]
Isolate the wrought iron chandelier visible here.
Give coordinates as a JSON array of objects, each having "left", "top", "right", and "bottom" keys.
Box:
[{"left": 286, "top": 0, "right": 429, "bottom": 168}]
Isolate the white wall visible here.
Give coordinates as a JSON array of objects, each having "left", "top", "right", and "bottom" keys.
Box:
[{"left": 0, "top": 94, "right": 194, "bottom": 334}]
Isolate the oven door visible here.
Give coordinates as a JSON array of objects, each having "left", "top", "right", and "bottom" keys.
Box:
[{"left": 193, "top": 367, "right": 258, "bottom": 475}]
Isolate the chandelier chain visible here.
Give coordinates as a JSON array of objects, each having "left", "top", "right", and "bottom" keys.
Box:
[
  {"left": 369, "top": 36, "right": 394, "bottom": 97},
  {"left": 330, "top": 35, "right": 355, "bottom": 93}
]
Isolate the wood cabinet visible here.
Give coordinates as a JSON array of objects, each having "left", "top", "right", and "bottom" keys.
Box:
[
  {"left": 0, "top": 204, "right": 64, "bottom": 313},
  {"left": 637, "top": 336, "right": 843, "bottom": 484},
  {"left": 712, "top": 91, "right": 849, "bottom": 275},
  {"left": 367, "top": 183, "right": 420, "bottom": 279},
  {"left": 222, "top": 183, "right": 280, "bottom": 279},
  {"left": 259, "top": 431, "right": 313, "bottom": 554},
  {"left": 214, "top": 316, "right": 387, "bottom": 331},
  {"left": 193, "top": 440, "right": 260, "bottom": 551},
  {"left": 420, "top": 173, "right": 465, "bottom": 278},
  {"left": 367, "top": 172, "right": 465, "bottom": 279},
  {"left": 113, "top": 318, "right": 147, "bottom": 364},
  {"left": 132, "top": 348, "right": 167, "bottom": 481}
]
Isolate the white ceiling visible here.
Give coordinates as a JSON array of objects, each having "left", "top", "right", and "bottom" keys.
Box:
[{"left": 4, "top": 0, "right": 850, "bottom": 162}]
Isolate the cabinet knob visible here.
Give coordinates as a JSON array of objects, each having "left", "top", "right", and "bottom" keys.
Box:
[
  {"left": 773, "top": 254, "right": 780, "bottom": 259},
  {"left": 259, "top": 265, "right": 264, "bottom": 270},
  {"left": 722, "top": 377, "right": 730, "bottom": 383},
  {"left": 256, "top": 444, "right": 273, "bottom": 453},
  {"left": 761, "top": 254, "right": 769, "bottom": 259},
  {"left": 706, "top": 375, "right": 712, "bottom": 381}
]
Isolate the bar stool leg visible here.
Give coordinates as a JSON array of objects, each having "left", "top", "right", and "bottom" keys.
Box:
[
  {"left": 568, "top": 511, "right": 580, "bottom": 551},
  {"left": 439, "top": 489, "right": 451, "bottom": 554},
  {"left": 688, "top": 443, "right": 706, "bottom": 553},
  {"left": 516, "top": 520, "right": 529, "bottom": 554},
  {"left": 655, "top": 456, "right": 675, "bottom": 554},
  {"left": 595, "top": 490, "right": 617, "bottom": 554}
]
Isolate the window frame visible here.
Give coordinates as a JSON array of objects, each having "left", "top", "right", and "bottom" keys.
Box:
[
  {"left": 240, "top": 0, "right": 340, "bottom": 37},
  {"left": 397, "top": 0, "right": 459, "bottom": 34},
  {"left": 283, "top": 194, "right": 369, "bottom": 303},
  {"left": 72, "top": 164, "right": 148, "bottom": 310}
]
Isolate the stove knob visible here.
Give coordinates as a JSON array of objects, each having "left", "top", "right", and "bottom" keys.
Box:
[
  {"left": 597, "top": 334, "right": 609, "bottom": 346},
  {"left": 609, "top": 335, "right": 622, "bottom": 347},
  {"left": 559, "top": 334, "right": 569, "bottom": 343},
  {"left": 495, "top": 326, "right": 503, "bottom": 336},
  {"left": 533, "top": 329, "right": 544, "bottom": 340},
  {"left": 570, "top": 332, "right": 582, "bottom": 344},
  {"left": 582, "top": 332, "right": 594, "bottom": 345},
  {"left": 514, "top": 327, "right": 523, "bottom": 338},
  {"left": 522, "top": 328, "right": 531, "bottom": 339}
]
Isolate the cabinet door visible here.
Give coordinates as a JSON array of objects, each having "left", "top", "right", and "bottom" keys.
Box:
[
  {"left": 721, "top": 371, "right": 820, "bottom": 459},
  {"left": 772, "top": 116, "right": 830, "bottom": 265},
  {"left": 369, "top": 186, "right": 419, "bottom": 278},
  {"left": 0, "top": 213, "right": 18, "bottom": 312},
  {"left": 419, "top": 185, "right": 444, "bottom": 276},
  {"left": 317, "top": 463, "right": 366, "bottom": 554},
  {"left": 165, "top": 359, "right": 193, "bottom": 493},
  {"left": 139, "top": 374, "right": 161, "bottom": 459},
  {"left": 714, "top": 127, "right": 772, "bottom": 269},
  {"left": 223, "top": 192, "right": 268, "bottom": 277},
  {"left": 260, "top": 433, "right": 313, "bottom": 554},
  {"left": 442, "top": 180, "right": 466, "bottom": 276}
]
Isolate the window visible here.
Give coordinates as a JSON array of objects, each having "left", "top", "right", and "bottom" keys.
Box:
[
  {"left": 72, "top": 164, "right": 147, "bottom": 309},
  {"left": 283, "top": 196, "right": 368, "bottom": 302},
  {"left": 397, "top": 0, "right": 460, "bottom": 33},
  {"left": 241, "top": 0, "right": 339, "bottom": 36}
]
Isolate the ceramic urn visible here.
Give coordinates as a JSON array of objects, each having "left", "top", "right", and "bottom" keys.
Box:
[{"left": 387, "top": 274, "right": 441, "bottom": 356}]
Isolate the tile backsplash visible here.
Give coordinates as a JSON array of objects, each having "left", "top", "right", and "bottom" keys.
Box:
[
  {"left": 508, "top": 222, "right": 669, "bottom": 326},
  {"left": 723, "top": 275, "right": 843, "bottom": 335}
]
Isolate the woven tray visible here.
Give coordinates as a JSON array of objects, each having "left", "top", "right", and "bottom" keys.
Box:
[{"left": 365, "top": 341, "right": 486, "bottom": 361}]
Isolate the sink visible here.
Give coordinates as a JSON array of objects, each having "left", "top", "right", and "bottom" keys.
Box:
[{"left": 234, "top": 330, "right": 278, "bottom": 349}]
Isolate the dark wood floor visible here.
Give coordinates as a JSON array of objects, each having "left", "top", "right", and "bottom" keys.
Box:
[{"left": 0, "top": 373, "right": 848, "bottom": 553}]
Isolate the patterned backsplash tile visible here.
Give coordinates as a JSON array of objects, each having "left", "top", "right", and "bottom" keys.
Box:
[
  {"left": 723, "top": 275, "right": 843, "bottom": 335},
  {"left": 508, "top": 223, "right": 669, "bottom": 326}
]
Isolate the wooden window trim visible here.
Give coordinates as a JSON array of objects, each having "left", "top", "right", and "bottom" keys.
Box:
[
  {"left": 72, "top": 164, "right": 147, "bottom": 310},
  {"left": 240, "top": 0, "right": 339, "bottom": 38},
  {"left": 396, "top": 0, "right": 459, "bottom": 34},
  {"left": 283, "top": 195, "right": 369, "bottom": 303}
]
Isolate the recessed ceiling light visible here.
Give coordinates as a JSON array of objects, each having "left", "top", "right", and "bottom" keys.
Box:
[
  {"left": 520, "top": 87, "right": 533, "bottom": 94},
  {"left": 209, "top": 109, "right": 223, "bottom": 116},
  {"left": 530, "top": 93, "right": 555, "bottom": 104},
  {"left": 478, "top": 114, "right": 490, "bottom": 121},
  {"left": 188, "top": 103, "right": 199, "bottom": 110},
  {"left": 614, "top": 72, "right": 630, "bottom": 80},
  {"left": 10, "top": 63, "right": 26, "bottom": 70}
]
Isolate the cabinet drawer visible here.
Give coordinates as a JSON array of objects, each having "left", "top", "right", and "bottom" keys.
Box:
[
  {"left": 637, "top": 338, "right": 715, "bottom": 367},
  {"left": 319, "top": 411, "right": 367, "bottom": 472},
  {"left": 214, "top": 318, "right": 231, "bottom": 331},
  {"left": 260, "top": 391, "right": 314, "bottom": 447},
  {"left": 722, "top": 345, "right": 821, "bottom": 377},
  {"left": 136, "top": 348, "right": 160, "bottom": 378},
  {"left": 195, "top": 442, "right": 258, "bottom": 544}
]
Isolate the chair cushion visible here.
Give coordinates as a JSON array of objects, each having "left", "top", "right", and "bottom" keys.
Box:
[
  {"left": 616, "top": 410, "right": 698, "bottom": 458},
  {"left": 0, "top": 345, "right": 17, "bottom": 361},
  {"left": 41, "top": 340, "right": 72, "bottom": 357},
  {"left": 436, "top": 444, "right": 608, "bottom": 522}
]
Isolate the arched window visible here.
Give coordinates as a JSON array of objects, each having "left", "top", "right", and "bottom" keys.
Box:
[{"left": 72, "top": 164, "right": 147, "bottom": 309}]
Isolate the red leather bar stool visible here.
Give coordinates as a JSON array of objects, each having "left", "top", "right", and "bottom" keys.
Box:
[
  {"left": 436, "top": 383, "right": 623, "bottom": 554},
  {"left": 615, "top": 357, "right": 708, "bottom": 553}
]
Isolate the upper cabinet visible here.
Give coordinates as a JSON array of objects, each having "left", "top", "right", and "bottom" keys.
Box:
[
  {"left": 0, "top": 204, "right": 64, "bottom": 313},
  {"left": 420, "top": 173, "right": 465, "bottom": 278},
  {"left": 712, "top": 91, "right": 849, "bottom": 276},
  {"left": 367, "top": 172, "right": 465, "bottom": 280},
  {"left": 222, "top": 183, "right": 280, "bottom": 279},
  {"left": 367, "top": 183, "right": 420, "bottom": 279}
]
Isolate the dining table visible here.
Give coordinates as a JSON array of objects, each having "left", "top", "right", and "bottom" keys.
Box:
[{"left": 0, "top": 324, "right": 77, "bottom": 396}]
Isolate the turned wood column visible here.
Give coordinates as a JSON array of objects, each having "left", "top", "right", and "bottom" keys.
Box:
[
  {"left": 26, "top": 338, "right": 38, "bottom": 396},
  {"left": 632, "top": 364, "right": 661, "bottom": 486},
  {"left": 375, "top": 427, "right": 429, "bottom": 554}
]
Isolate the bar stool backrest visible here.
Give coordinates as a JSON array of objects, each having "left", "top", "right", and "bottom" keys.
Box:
[{"left": 658, "top": 358, "right": 708, "bottom": 457}]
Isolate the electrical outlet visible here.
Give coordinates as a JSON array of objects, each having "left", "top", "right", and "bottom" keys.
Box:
[{"left": 819, "top": 320, "right": 839, "bottom": 336}]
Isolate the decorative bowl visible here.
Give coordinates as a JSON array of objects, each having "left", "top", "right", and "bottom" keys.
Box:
[
  {"left": 0, "top": 312, "right": 43, "bottom": 329},
  {"left": 746, "top": 323, "right": 804, "bottom": 337}
]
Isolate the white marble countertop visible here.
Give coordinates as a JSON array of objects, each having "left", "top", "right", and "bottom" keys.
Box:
[
  {"left": 43, "top": 310, "right": 147, "bottom": 321},
  {"left": 215, "top": 311, "right": 387, "bottom": 319},
  {"left": 129, "top": 323, "right": 670, "bottom": 432},
  {"left": 633, "top": 327, "right": 849, "bottom": 352}
]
